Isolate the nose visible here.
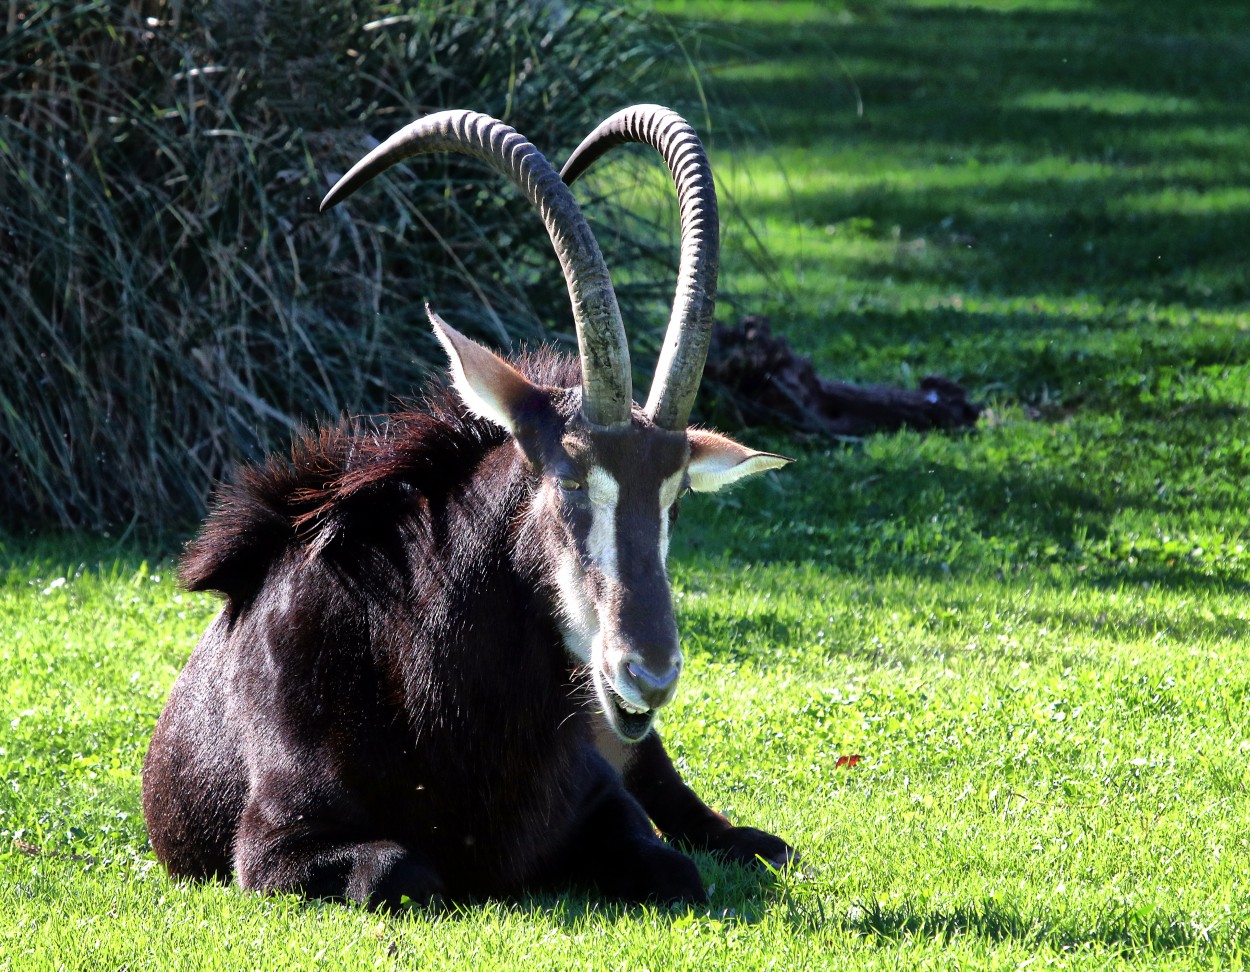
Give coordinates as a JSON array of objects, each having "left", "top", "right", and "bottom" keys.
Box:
[{"left": 625, "top": 658, "right": 681, "bottom": 709}]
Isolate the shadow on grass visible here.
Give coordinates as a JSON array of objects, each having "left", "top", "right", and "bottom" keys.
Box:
[
  {"left": 778, "top": 891, "right": 1239, "bottom": 957},
  {"left": 0, "top": 529, "right": 189, "bottom": 572},
  {"left": 683, "top": 2, "right": 1249, "bottom": 155},
  {"left": 436, "top": 869, "right": 1243, "bottom": 958},
  {"left": 746, "top": 173, "right": 1250, "bottom": 309},
  {"left": 652, "top": 0, "right": 1250, "bottom": 606},
  {"left": 681, "top": 430, "right": 1248, "bottom": 572},
  {"left": 375, "top": 853, "right": 793, "bottom": 925},
  {"left": 661, "top": 1, "right": 1250, "bottom": 308}
]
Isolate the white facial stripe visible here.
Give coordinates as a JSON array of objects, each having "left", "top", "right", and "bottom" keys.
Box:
[
  {"left": 586, "top": 466, "right": 621, "bottom": 506},
  {"left": 585, "top": 467, "right": 620, "bottom": 581},
  {"left": 552, "top": 467, "right": 619, "bottom": 664},
  {"left": 554, "top": 550, "right": 596, "bottom": 663},
  {"left": 659, "top": 470, "right": 684, "bottom": 510},
  {"left": 658, "top": 469, "right": 683, "bottom": 565}
]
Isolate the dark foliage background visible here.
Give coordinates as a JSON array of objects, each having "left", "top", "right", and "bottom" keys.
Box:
[{"left": 0, "top": 0, "right": 675, "bottom": 533}]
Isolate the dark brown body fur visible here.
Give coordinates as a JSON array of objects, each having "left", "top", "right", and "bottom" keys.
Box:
[{"left": 143, "top": 352, "right": 789, "bottom": 907}]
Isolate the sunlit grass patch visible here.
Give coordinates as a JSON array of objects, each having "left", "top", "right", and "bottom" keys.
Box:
[{"left": 1010, "top": 89, "right": 1206, "bottom": 118}]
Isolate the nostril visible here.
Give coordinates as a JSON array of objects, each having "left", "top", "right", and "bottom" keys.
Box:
[{"left": 626, "top": 661, "right": 679, "bottom": 693}]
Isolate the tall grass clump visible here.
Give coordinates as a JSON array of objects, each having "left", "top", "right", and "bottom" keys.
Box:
[{"left": 0, "top": 0, "right": 671, "bottom": 533}]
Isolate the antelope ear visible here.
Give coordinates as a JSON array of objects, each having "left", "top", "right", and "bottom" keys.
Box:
[
  {"left": 686, "top": 429, "right": 793, "bottom": 493},
  {"left": 429, "top": 306, "right": 537, "bottom": 436}
]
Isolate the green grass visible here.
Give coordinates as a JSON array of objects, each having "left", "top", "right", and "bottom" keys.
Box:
[
  {"left": 5, "top": 557, "right": 1245, "bottom": 967},
  {"left": 3, "top": 0, "right": 1250, "bottom": 968}
]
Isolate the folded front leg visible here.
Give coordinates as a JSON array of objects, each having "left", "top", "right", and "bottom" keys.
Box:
[
  {"left": 233, "top": 803, "right": 445, "bottom": 910},
  {"left": 623, "top": 731, "right": 798, "bottom": 870},
  {"left": 552, "top": 754, "right": 707, "bottom": 906}
]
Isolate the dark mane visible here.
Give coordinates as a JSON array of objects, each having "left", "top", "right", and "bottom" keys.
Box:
[{"left": 180, "top": 347, "right": 581, "bottom": 605}]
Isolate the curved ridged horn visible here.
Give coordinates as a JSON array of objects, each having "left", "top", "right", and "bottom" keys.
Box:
[
  {"left": 561, "top": 105, "right": 718, "bottom": 431},
  {"left": 321, "top": 110, "right": 633, "bottom": 428}
]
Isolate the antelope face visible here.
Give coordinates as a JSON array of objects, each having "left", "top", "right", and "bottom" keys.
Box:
[
  {"left": 432, "top": 313, "right": 789, "bottom": 742},
  {"left": 538, "top": 421, "right": 689, "bottom": 741}
]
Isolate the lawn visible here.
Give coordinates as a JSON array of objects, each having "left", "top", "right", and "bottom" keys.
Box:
[{"left": 2, "top": 0, "right": 1248, "bottom": 968}]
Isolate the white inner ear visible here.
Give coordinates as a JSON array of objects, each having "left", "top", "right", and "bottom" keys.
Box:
[
  {"left": 431, "top": 316, "right": 517, "bottom": 435},
  {"left": 688, "top": 451, "right": 791, "bottom": 493}
]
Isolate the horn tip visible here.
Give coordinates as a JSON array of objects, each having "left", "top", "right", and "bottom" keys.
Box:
[{"left": 319, "top": 179, "right": 349, "bottom": 213}]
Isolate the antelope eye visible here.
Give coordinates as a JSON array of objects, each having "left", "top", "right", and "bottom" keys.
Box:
[{"left": 559, "top": 477, "right": 583, "bottom": 492}]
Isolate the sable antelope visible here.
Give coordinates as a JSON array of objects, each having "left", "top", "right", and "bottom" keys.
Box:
[{"left": 142, "top": 105, "right": 795, "bottom": 909}]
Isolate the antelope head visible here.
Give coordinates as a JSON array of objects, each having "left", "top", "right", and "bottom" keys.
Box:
[{"left": 321, "top": 106, "right": 789, "bottom": 742}]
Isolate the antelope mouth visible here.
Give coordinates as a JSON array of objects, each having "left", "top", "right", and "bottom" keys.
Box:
[{"left": 605, "top": 685, "right": 654, "bottom": 742}]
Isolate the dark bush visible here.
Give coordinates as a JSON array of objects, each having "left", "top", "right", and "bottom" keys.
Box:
[{"left": 0, "top": 0, "right": 673, "bottom": 532}]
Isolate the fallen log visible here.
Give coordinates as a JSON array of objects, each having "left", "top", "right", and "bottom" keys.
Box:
[{"left": 701, "top": 315, "right": 982, "bottom": 437}]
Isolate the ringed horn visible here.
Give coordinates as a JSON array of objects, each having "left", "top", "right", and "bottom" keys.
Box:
[
  {"left": 561, "top": 104, "right": 718, "bottom": 432},
  {"left": 320, "top": 110, "right": 633, "bottom": 428},
  {"left": 319, "top": 105, "right": 720, "bottom": 431}
]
